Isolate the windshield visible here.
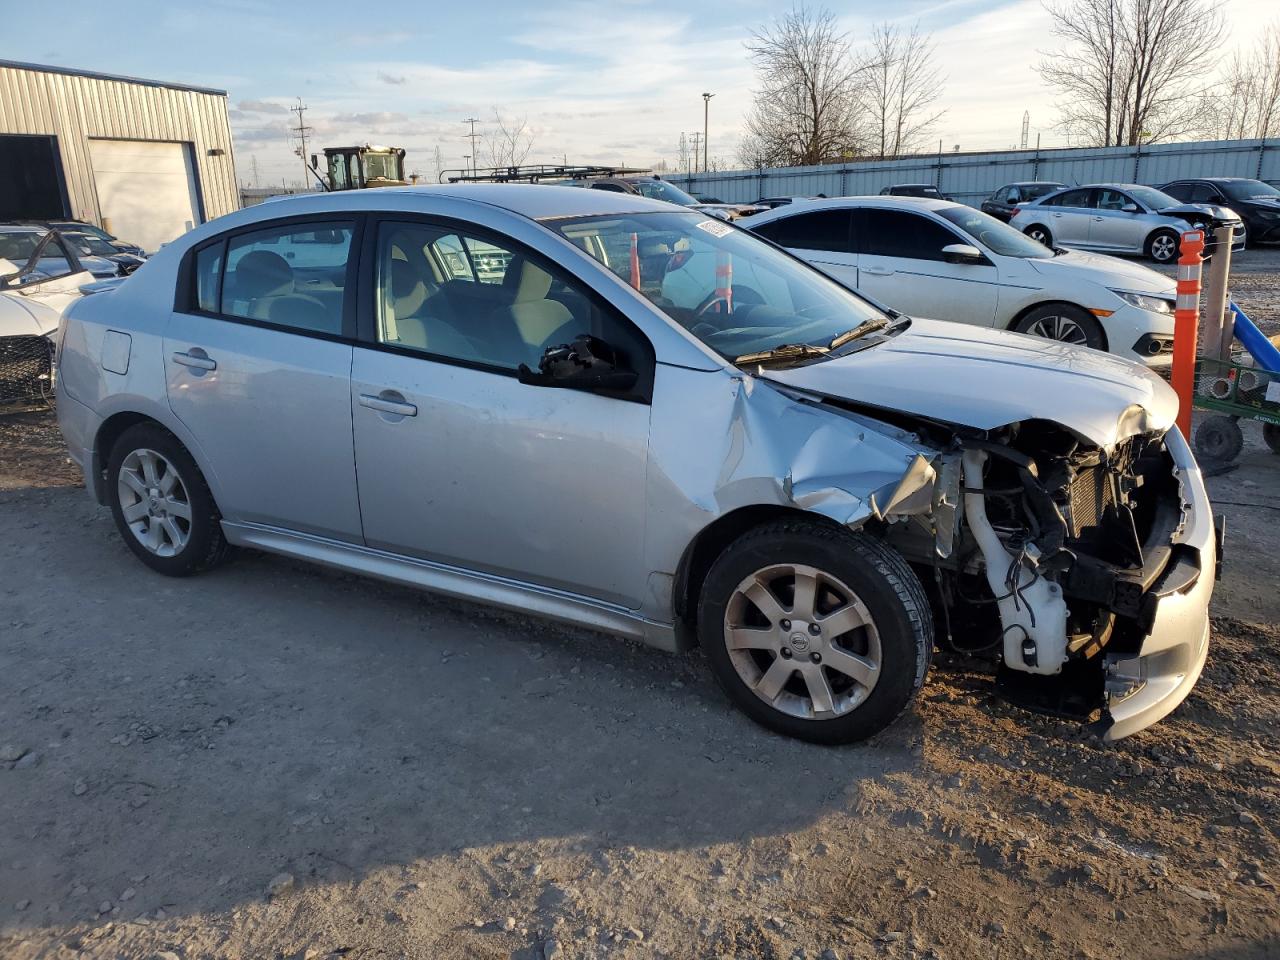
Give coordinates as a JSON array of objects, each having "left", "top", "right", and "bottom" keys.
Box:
[
  {"left": 546, "top": 211, "right": 891, "bottom": 360},
  {"left": 0, "top": 231, "right": 45, "bottom": 261},
  {"left": 1127, "top": 186, "right": 1179, "bottom": 210},
  {"left": 1222, "top": 179, "right": 1280, "bottom": 201},
  {"left": 633, "top": 180, "right": 699, "bottom": 206},
  {"left": 65, "top": 233, "right": 115, "bottom": 256},
  {"left": 936, "top": 207, "right": 1054, "bottom": 259},
  {"left": 1022, "top": 183, "right": 1060, "bottom": 200},
  {"left": 363, "top": 152, "right": 400, "bottom": 181}
]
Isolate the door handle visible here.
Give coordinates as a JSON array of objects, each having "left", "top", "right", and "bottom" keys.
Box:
[
  {"left": 172, "top": 350, "right": 216, "bottom": 371},
  {"left": 1092, "top": 216, "right": 1105, "bottom": 222},
  {"left": 862, "top": 265, "right": 893, "bottom": 276},
  {"left": 359, "top": 391, "right": 418, "bottom": 418}
]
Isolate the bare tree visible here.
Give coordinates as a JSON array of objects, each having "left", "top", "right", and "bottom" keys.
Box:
[
  {"left": 740, "top": 4, "right": 868, "bottom": 167},
  {"left": 484, "top": 109, "right": 536, "bottom": 168},
  {"left": 1211, "top": 25, "right": 1280, "bottom": 141},
  {"left": 861, "top": 23, "right": 946, "bottom": 159},
  {"left": 1037, "top": 0, "right": 1224, "bottom": 146}
]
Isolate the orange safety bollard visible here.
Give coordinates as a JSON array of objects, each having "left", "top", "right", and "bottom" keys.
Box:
[{"left": 1171, "top": 230, "right": 1205, "bottom": 440}]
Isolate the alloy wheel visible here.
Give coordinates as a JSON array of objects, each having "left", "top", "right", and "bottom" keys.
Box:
[
  {"left": 117, "top": 448, "right": 192, "bottom": 557},
  {"left": 1150, "top": 234, "right": 1177, "bottom": 262},
  {"left": 1025, "top": 313, "right": 1090, "bottom": 345},
  {"left": 723, "top": 563, "right": 882, "bottom": 719},
  {"left": 1027, "top": 228, "right": 1049, "bottom": 245}
]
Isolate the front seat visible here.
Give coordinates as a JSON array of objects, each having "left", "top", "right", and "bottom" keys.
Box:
[
  {"left": 385, "top": 259, "right": 429, "bottom": 348},
  {"left": 501, "top": 256, "right": 576, "bottom": 361}
]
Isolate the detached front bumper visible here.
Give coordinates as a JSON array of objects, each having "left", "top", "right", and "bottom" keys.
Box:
[{"left": 1099, "top": 427, "right": 1215, "bottom": 740}]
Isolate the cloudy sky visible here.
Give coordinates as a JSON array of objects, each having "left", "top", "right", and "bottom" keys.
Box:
[{"left": 3, "top": 0, "right": 1274, "bottom": 186}]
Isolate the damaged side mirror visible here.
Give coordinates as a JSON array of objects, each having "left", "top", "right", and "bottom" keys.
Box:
[{"left": 518, "top": 334, "right": 638, "bottom": 393}]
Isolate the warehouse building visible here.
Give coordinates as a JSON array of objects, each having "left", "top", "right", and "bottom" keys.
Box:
[{"left": 0, "top": 60, "right": 238, "bottom": 253}]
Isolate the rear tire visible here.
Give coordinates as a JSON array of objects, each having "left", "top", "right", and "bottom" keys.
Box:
[
  {"left": 1195, "top": 416, "right": 1245, "bottom": 463},
  {"left": 1024, "top": 224, "right": 1053, "bottom": 247},
  {"left": 697, "top": 519, "right": 932, "bottom": 744},
  {"left": 1146, "top": 229, "right": 1180, "bottom": 264},
  {"left": 106, "top": 423, "right": 230, "bottom": 576},
  {"left": 1012, "top": 303, "right": 1107, "bottom": 351}
]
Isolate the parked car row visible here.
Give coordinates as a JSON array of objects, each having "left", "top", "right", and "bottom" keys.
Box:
[{"left": 0, "top": 220, "right": 147, "bottom": 404}]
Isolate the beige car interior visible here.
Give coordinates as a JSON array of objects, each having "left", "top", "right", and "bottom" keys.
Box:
[
  {"left": 379, "top": 228, "right": 581, "bottom": 369},
  {"left": 224, "top": 249, "right": 342, "bottom": 335}
]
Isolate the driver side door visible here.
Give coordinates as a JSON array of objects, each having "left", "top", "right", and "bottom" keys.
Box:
[{"left": 350, "top": 218, "right": 654, "bottom": 608}]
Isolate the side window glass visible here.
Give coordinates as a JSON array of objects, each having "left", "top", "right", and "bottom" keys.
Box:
[
  {"left": 1189, "top": 183, "right": 1216, "bottom": 203},
  {"left": 1005, "top": 187, "right": 1021, "bottom": 203},
  {"left": 1096, "top": 189, "right": 1129, "bottom": 211},
  {"left": 861, "top": 210, "right": 960, "bottom": 261},
  {"left": 222, "top": 221, "right": 352, "bottom": 334},
  {"left": 194, "top": 242, "right": 223, "bottom": 312},
  {"left": 771, "top": 211, "right": 852, "bottom": 253},
  {"left": 375, "top": 221, "right": 646, "bottom": 374},
  {"left": 1163, "top": 182, "right": 1190, "bottom": 202}
]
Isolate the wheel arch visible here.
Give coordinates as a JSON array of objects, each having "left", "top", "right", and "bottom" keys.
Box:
[
  {"left": 1005, "top": 299, "right": 1110, "bottom": 352},
  {"left": 92, "top": 407, "right": 224, "bottom": 511},
  {"left": 672, "top": 504, "right": 846, "bottom": 647}
]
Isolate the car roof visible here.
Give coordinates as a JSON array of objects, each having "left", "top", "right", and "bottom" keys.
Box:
[
  {"left": 742, "top": 195, "right": 958, "bottom": 225},
  {"left": 242, "top": 184, "right": 678, "bottom": 222}
]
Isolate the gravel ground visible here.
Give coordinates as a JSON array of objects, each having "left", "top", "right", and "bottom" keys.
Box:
[{"left": 2, "top": 327, "right": 1279, "bottom": 960}]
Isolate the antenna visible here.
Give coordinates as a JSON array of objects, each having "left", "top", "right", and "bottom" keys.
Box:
[
  {"left": 1021, "top": 111, "right": 1030, "bottom": 150},
  {"left": 290, "top": 98, "right": 314, "bottom": 187},
  {"left": 462, "top": 117, "right": 481, "bottom": 177}
]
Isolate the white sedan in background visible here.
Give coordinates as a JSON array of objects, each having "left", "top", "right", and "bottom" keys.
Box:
[{"left": 742, "top": 197, "right": 1177, "bottom": 365}]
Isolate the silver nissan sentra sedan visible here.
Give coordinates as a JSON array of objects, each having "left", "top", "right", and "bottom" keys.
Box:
[{"left": 55, "top": 185, "right": 1216, "bottom": 743}]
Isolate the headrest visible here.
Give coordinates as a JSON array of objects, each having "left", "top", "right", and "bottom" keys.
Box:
[
  {"left": 507, "top": 257, "right": 553, "bottom": 303},
  {"left": 390, "top": 259, "right": 426, "bottom": 316},
  {"left": 233, "top": 250, "right": 293, "bottom": 299}
]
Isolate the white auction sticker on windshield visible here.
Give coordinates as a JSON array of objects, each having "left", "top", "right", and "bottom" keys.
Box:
[{"left": 695, "top": 218, "right": 733, "bottom": 238}]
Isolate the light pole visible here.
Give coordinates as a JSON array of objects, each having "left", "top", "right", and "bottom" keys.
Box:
[{"left": 701, "top": 92, "right": 714, "bottom": 173}]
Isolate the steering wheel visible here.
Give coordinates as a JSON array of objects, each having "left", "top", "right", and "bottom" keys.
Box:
[{"left": 694, "top": 293, "right": 732, "bottom": 318}]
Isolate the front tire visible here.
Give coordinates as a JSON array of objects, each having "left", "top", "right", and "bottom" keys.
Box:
[
  {"left": 1012, "top": 303, "right": 1107, "bottom": 350},
  {"left": 697, "top": 520, "right": 932, "bottom": 744},
  {"left": 1146, "top": 229, "right": 1180, "bottom": 264},
  {"left": 106, "top": 423, "right": 230, "bottom": 576}
]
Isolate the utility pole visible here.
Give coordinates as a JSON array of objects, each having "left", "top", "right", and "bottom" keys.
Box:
[
  {"left": 701, "top": 92, "right": 714, "bottom": 173},
  {"left": 290, "top": 98, "right": 313, "bottom": 187},
  {"left": 690, "top": 132, "right": 702, "bottom": 176},
  {"left": 462, "top": 117, "right": 480, "bottom": 176}
]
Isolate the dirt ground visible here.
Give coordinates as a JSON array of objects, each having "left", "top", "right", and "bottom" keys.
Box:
[{"left": 3, "top": 293, "right": 1280, "bottom": 959}]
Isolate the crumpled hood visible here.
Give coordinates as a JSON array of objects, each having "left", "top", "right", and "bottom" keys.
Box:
[
  {"left": 757, "top": 318, "right": 1178, "bottom": 449},
  {"left": 1027, "top": 248, "right": 1174, "bottom": 295},
  {"left": 1158, "top": 202, "right": 1241, "bottom": 223}
]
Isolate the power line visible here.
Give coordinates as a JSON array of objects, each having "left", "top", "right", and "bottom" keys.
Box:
[
  {"left": 290, "top": 98, "right": 314, "bottom": 187},
  {"left": 462, "top": 117, "right": 481, "bottom": 177}
]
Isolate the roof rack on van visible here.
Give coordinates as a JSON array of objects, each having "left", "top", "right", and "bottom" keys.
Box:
[{"left": 442, "top": 164, "right": 650, "bottom": 184}]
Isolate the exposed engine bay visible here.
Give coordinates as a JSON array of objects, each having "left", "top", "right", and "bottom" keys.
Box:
[{"left": 867, "top": 413, "right": 1203, "bottom": 726}]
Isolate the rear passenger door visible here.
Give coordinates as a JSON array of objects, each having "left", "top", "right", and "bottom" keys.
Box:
[
  {"left": 751, "top": 209, "right": 857, "bottom": 287},
  {"left": 164, "top": 217, "right": 364, "bottom": 542},
  {"left": 1041, "top": 188, "right": 1096, "bottom": 246},
  {"left": 852, "top": 208, "right": 1000, "bottom": 327},
  {"left": 349, "top": 218, "right": 653, "bottom": 608}
]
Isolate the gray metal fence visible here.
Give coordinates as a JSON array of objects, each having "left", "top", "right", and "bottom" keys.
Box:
[{"left": 674, "top": 138, "right": 1280, "bottom": 207}]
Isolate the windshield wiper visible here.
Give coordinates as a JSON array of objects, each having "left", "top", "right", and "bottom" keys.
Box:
[
  {"left": 734, "top": 342, "right": 831, "bottom": 365},
  {"left": 827, "top": 316, "right": 890, "bottom": 349}
]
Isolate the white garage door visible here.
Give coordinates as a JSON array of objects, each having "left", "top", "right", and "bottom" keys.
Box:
[{"left": 88, "top": 139, "right": 202, "bottom": 254}]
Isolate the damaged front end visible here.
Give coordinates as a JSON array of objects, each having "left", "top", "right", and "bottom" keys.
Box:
[{"left": 873, "top": 415, "right": 1215, "bottom": 740}]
